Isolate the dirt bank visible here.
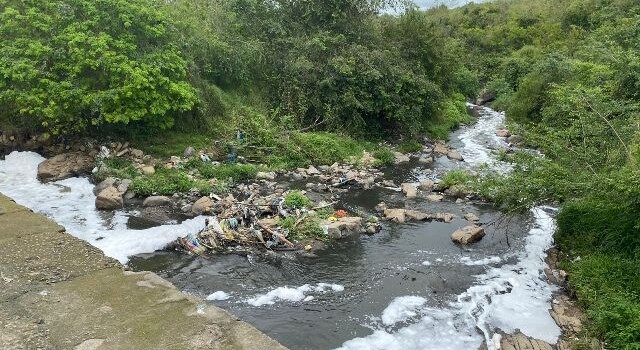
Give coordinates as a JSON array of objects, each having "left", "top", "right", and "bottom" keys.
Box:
[{"left": 0, "top": 194, "right": 287, "bottom": 350}]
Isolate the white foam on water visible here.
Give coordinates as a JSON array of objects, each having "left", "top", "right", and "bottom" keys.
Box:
[
  {"left": 0, "top": 151, "right": 206, "bottom": 264},
  {"left": 337, "top": 104, "right": 560, "bottom": 350},
  {"left": 337, "top": 207, "right": 561, "bottom": 350},
  {"left": 460, "top": 256, "right": 502, "bottom": 266},
  {"left": 206, "top": 291, "right": 231, "bottom": 301},
  {"left": 381, "top": 296, "right": 427, "bottom": 326},
  {"left": 245, "top": 283, "right": 345, "bottom": 306},
  {"left": 458, "top": 105, "right": 512, "bottom": 172}
]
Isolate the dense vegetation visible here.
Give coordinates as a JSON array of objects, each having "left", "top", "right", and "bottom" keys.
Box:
[
  {"left": 425, "top": 1, "right": 639, "bottom": 348},
  {"left": 2, "top": 0, "right": 639, "bottom": 348}
]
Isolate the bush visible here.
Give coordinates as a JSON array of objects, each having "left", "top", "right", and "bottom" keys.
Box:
[
  {"left": 132, "top": 168, "right": 210, "bottom": 196},
  {"left": 283, "top": 191, "right": 312, "bottom": 209},
  {"left": 373, "top": 148, "right": 395, "bottom": 167},
  {"left": 0, "top": 0, "right": 197, "bottom": 134}
]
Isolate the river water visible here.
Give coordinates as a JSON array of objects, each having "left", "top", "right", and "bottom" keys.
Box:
[{"left": 0, "top": 105, "right": 560, "bottom": 349}]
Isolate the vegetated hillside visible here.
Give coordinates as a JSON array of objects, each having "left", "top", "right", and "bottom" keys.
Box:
[
  {"left": 0, "top": 0, "right": 476, "bottom": 164},
  {"left": 424, "top": 1, "right": 639, "bottom": 348}
]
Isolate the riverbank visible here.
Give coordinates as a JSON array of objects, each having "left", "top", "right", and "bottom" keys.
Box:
[{"left": 0, "top": 194, "right": 287, "bottom": 350}]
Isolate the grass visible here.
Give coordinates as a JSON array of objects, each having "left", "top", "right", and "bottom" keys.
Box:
[
  {"left": 397, "top": 140, "right": 423, "bottom": 154},
  {"left": 372, "top": 148, "right": 395, "bottom": 167},
  {"left": 185, "top": 159, "right": 261, "bottom": 181},
  {"left": 279, "top": 215, "right": 324, "bottom": 241},
  {"left": 131, "top": 168, "right": 211, "bottom": 196}
]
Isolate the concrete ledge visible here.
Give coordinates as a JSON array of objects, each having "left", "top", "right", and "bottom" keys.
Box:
[{"left": 0, "top": 194, "right": 287, "bottom": 350}]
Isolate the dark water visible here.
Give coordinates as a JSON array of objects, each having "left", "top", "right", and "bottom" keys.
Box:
[{"left": 129, "top": 158, "right": 532, "bottom": 350}]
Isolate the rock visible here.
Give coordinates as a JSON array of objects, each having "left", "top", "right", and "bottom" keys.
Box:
[
  {"left": 318, "top": 165, "right": 330, "bottom": 172},
  {"left": 405, "top": 210, "right": 431, "bottom": 221},
  {"left": 141, "top": 166, "right": 155, "bottom": 175},
  {"left": 324, "top": 217, "right": 364, "bottom": 239},
  {"left": 307, "top": 166, "right": 321, "bottom": 176},
  {"left": 447, "top": 150, "right": 463, "bottom": 161},
  {"left": 93, "top": 177, "right": 117, "bottom": 196},
  {"left": 192, "top": 196, "right": 214, "bottom": 215},
  {"left": 375, "top": 202, "right": 387, "bottom": 212},
  {"left": 419, "top": 179, "right": 434, "bottom": 191},
  {"left": 463, "top": 213, "right": 480, "bottom": 222},
  {"left": 117, "top": 179, "right": 132, "bottom": 193},
  {"left": 304, "top": 245, "right": 313, "bottom": 252},
  {"left": 435, "top": 213, "right": 455, "bottom": 223},
  {"left": 418, "top": 155, "right": 433, "bottom": 164},
  {"left": 143, "top": 196, "right": 172, "bottom": 207},
  {"left": 426, "top": 194, "right": 444, "bottom": 202},
  {"left": 507, "top": 134, "right": 523, "bottom": 145},
  {"left": 345, "top": 170, "right": 358, "bottom": 179},
  {"left": 95, "top": 186, "right": 123, "bottom": 210},
  {"left": 384, "top": 209, "right": 406, "bottom": 223},
  {"left": 550, "top": 295, "right": 583, "bottom": 333},
  {"left": 393, "top": 151, "right": 410, "bottom": 164},
  {"left": 361, "top": 151, "right": 376, "bottom": 167},
  {"left": 37, "top": 152, "right": 94, "bottom": 182},
  {"left": 401, "top": 183, "right": 417, "bottom": 198},
  {"left": 499, "top": 332, "right": 553, "bottom": 350},
  {"left": 183, "top": 146, "right": 195, "bottom": 158},
  {"left": 475, "top": 89, "right": 496, "bottom": 106},
  {"left": 256, "top": 171, "right": 277, "bottom": 180},
  {"left": 434, "top": 143, "right": 448, "bottom": 155},
  {"left": 130, "top": 149, "right": 144, "bottom": 158},
  {"left": 496, "top": 129, "right": 510, "bottom": 138},
  {"left": 451, "top": 225, "right": 485, "bottom": 244}
]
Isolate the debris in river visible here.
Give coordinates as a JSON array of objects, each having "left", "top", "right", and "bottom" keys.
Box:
[{"left": 173, "top": 191, "right": 376, "bottom": 256}]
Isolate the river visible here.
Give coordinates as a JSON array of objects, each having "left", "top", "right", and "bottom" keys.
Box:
[{"left": 0, "top": 105, "right": 560, "bottom": 350}]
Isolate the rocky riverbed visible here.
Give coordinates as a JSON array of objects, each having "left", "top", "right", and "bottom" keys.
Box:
[{"left": 0, "top": 104, "right": 584, "bottom": 350}]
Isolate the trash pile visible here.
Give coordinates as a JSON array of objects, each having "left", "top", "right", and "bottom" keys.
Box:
[{"left": 172, "top": 192, "right": 379, "bottom": 256}]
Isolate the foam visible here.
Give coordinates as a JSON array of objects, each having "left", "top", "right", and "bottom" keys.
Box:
[
  {"left": 206, "top": 291, "right": 231, "bottom": 301},
  {"left": 337, "top": 104, "right": 560, "bottom": 349},
  {"left": 458, "top": 105, "right": 512, "bottom": 172},
  {"left": 0, "top": 151, "right": 205, "bottom": 264},
  {"left": 460, "top": 256, "right": 502, "bottom": 266},
  {"left": 245, "top": 283, "right": 345, "bottom": 306},
  {"left": 380, "top": 296, "right": 427, "bottom": 326}
]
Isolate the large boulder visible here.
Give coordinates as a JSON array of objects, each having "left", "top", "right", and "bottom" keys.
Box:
[
  {"left": 143, "top": 196, "right": 172, "bottom": 207},
  {"left": 323, "top": 217, "right": 364, "bottom": 239},
  {"left": 93, "top": 177, "right": 117, "bottom": 196},
  {"left": 434, "top": 143, "right": 448, "bottom": 155},
  {"left": 419, "top": 179, "right": 434, "bottom": 191},
  {"left": 405, "top": 210, "right": 431, "bottom": 221},
  {"left": 451, "top": 225, "right": 485, "bottom": 244},
  {"left": 95, "top": 186, "right": 123, "bottom": 210},
  {"left": 192, "top": 196, "right": 214, "bottom": 215},
  {"left": 447, "top": 150, "right": 463, "bottom": 161},
  {"left": 37, "top": 152, "right": 94, "bottom": 182},
  {"left": 384, "top": 209, "right": 406, "bottom": 223},
  {"left": 393, "top": 151, "right": 410, "bottom": 164}
]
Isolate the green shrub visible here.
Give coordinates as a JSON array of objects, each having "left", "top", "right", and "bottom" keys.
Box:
[
  {"left": 283, "top": 191, "right": 312, "bottom": 209},
  {"left": 131, "top": 168, "right": 210, "bottom": 196},
  {"left": 397, "top": 140, "right": 423, "bottom": 154},
  {"left": 373, "top": 148, "right": 395, "bottom": 167}
]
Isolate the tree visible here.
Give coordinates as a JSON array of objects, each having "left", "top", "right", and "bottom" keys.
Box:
[{"left": 0, "top": 0, "right": 197, "bottom": 134}]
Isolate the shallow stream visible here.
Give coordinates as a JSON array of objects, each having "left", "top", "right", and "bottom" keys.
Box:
[{"left": 0, "top": 106, "right": 561, "bottom": 350}]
